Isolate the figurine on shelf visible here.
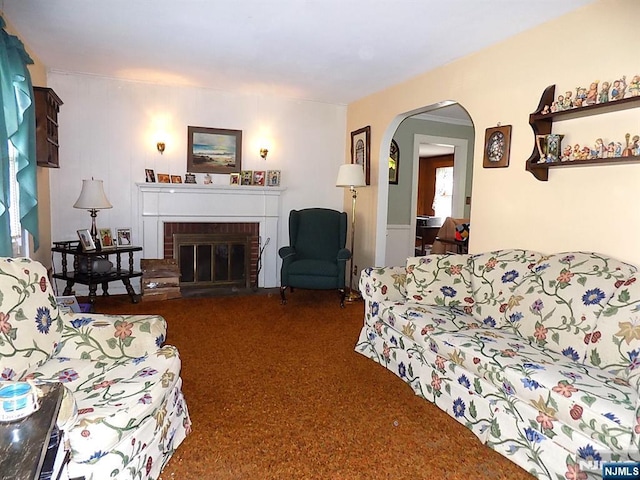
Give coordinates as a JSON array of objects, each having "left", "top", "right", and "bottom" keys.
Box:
[
  {"left": 563, "top": 91, "right": 574, "bottom": 109},
  {"left": 580, "top": 146, "right": 591, "bottom": 160},
  {"left": 592, "top": 138, "right": 605, "bottom": 159},
  {"left": 611, "top": 76, "right": 627, "bottom": 100},
  {"left": 562, "top": 145, "right": 573, "bottom": 161},
  {"left": 573, "top": 144, "right": 583, "bottom": 160},
  {"left": 550, "top": 101, "right": 559, "bottom": 113},
  {"left": 628, "top": 75, "right": 640, "bottom": 97},
  {"left": 632, "top": 135, "right": 640, "bottom": 156},
  {"left": 585, "top": 81, "right": 599, "bottom": 105},
  {"left": 556, "top": 94, "right": 565, "bottom": 110},
  {"left": 598, "top": 81, "right": 610, "bottom": 104},
  {"left": 622, "top": 134, "right": 634, "bottom": 157},
  {"left": 615, "top": 142, "right": 623, "bottom": 157},
  {"left": 204, "top": 173, "right": 212, "bottom": 184},
  {"left": 575, "top": 86, "right": 587, "bottom": 107},
  {"left": 541, "top": 105, "right": 550, "bottom": 115},
  {"left": 606, "top": 142, "right": 616, "bottom": 158}
]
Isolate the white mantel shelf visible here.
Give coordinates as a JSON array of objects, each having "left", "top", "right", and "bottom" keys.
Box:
[{"left": 137, "top": 183, "right": 285, "bottom": 288}]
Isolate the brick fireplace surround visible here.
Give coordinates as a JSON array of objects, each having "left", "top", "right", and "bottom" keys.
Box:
[{"left": 138, "top": 183, "right": 284, "bottom": 288}]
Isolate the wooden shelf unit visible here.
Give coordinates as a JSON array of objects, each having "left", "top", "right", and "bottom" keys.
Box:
[{"left": 525, "top": 85, "right": 640, "bottom": 181}]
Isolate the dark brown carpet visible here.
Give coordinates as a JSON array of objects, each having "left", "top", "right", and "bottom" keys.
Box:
[{"left": 95, "top": 289, "right": 535, "bottom": 480}]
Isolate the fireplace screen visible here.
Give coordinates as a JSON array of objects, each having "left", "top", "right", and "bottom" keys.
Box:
[{"left": 173, "top": 233, "right": 251, "bottom": 288}]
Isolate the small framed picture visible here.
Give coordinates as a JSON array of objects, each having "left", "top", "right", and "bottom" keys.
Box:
[
  {"left": 267, "top": 170, "right": 281, "bottom": 187},
  {"left": 253, "top": 170, "right": 266, "bottom": 186},
  {"left": 185, "top": 173, "right": 197, "bottom": 184},
  {"left": 351, "top": 125, "right": 371, "bottom": 185},
  {"left": 483, "top": 125, "right": 512, "bottom": 168},
  {"left": 240, "top": 170, "right": 253, "bottom": 185},
  {"left": 171, "top": 175, "right": 182, "bottom": 184},
  {"left": 229, "top": 173, "right": 240, "bottom": 185},
  {"left": 98, "top": 228, "right": 115, "bottom": 249},
  {"left": 157, "top": 173, "right": 170, "bottom": 183},
  {"left": 145, "top": 169, "right": 156, "bottom": 183},
  {"left": 77, "top": 229, "right": 96, "bottom": 251},
  {"left": 116, "top": 228, "right": 132, "bottom": 246}
]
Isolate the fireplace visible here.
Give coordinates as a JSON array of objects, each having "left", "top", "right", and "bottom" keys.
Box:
[
  {"left": 138, "top": 183, "right": 284, "bottom": 288},
  {"left": 164, "top": 222, "right": 259, "bottom": 288}
]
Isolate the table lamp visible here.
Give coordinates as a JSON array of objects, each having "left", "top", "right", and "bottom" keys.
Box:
[{"left": 73, "top": 179, "right": 112, "bottom": 244}]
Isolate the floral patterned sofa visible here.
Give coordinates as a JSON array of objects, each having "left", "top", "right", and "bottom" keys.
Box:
[
  {"left": 355, "top": 249, "right": 640, "bottom": 479},
  {"left": 0, "top": 257, "right": 191, "bottom": 479}
]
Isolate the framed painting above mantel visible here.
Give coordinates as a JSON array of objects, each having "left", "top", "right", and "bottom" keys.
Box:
[{"left": 187, "top": 126, "right": 242, "bottom": 174}]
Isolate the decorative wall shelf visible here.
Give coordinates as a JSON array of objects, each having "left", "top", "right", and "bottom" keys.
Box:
[{"left": 526, "top": 85, "right": 640, "bottom": 181}]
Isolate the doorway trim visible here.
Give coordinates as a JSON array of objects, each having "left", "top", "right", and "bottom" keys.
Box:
[{"left": 408, "top": 134, "right": 469, "bottom": 258}]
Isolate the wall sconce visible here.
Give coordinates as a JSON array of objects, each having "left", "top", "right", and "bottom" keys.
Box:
[
  {"left": 157, "top": 142, "right": 166, "bottom": 154},
  {"left": 260, "top": 148, "right": 269, "bottom": 160}
]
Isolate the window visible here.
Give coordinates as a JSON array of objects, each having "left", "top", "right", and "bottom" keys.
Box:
[
  {"left": 8, "top": 142, "right": 28, "bottom": 257},
  {"left": 432, "top": 166, "right": 453, "bottom": 220}
]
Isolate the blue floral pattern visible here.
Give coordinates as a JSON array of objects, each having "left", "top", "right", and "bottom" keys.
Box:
[
  {"left": 355, "top": 250, "right": 640, "bottom": 480},
  {"left": 0, "top": 257, "right": 191, "bottom": 480}
]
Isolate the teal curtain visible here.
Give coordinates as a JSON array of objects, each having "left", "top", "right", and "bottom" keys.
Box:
[{"left": 0, "top": 17, "right": 38, "bottom": 256}]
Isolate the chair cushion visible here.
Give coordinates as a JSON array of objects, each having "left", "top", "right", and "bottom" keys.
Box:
[
  {"left": 0, "top": 258, "right": 62, "bottom": 380},
  {"left": 288, "top": 259, "right": 339, "bottom": 277}
]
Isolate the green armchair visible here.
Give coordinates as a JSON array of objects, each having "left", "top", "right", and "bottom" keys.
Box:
[{"left": 279, "top": 208, "right": 351, "bottom": 307}]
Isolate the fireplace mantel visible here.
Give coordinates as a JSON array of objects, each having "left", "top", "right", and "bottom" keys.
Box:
[{"left": 137, "top": 183, "right": 285, "bottom": 288}]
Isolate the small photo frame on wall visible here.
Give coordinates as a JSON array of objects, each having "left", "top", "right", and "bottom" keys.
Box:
[
  {"left": 483, "top": 125, "right": 512, "bottom": 168},
  {"left": 351, "top": 126, "right": 371, "bottom": 185},
  {"left": 145, "top": 169, "right": 156, "bottom": 183},
  {"left": 267, "top": 170, "right": 281, "bottom": 187},
  {"left": 389, "top": 139, "right": 399, "bottom": 185}
]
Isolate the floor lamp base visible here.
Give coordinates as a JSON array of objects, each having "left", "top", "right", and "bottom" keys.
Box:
[{"left": 345, "top": 289, "right": 362, "bottom": 303}]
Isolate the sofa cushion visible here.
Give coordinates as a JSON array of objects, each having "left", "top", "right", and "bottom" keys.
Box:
[
  {"left": 500, "top": 252, "right": 635, "bottom": 360},
  {"left": 468, "top": 249, "right": 545, "bottom": 327},
  {"left": 586, "top": 273, "right": 640, "bottom": 380},
  {"left": 405, "top": 255, "right": 473, "bottom": 309},
  {"left": 26, "top": 345, "right": 183, "bottom": 463},
  {"left": 428, "top": 326, "right": 636, "bottom": 452},
  {"left": 0, "top": 258, "right": 62, "bottom": 380}
]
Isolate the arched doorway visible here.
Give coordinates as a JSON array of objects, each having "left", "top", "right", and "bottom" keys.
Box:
[{"left": 376, "top": 102, "right": 474, "bottom": 266}]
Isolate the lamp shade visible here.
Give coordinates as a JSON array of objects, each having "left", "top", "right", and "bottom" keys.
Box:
[
  {"left": 73, "top": 179, "right": 112, "bottom": 210},
  {"left": 336, "top": 164, "right": 366, "bottom": 188}
]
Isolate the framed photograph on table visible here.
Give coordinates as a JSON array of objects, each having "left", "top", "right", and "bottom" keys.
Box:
[
  {"left": 116, "top": 228, "right": 132, "bottom": 246},
  {"left": 483, "top": 125, "right": 512, "bottom": 168},
  {"left": 187, "top": 126, "right": 242, "bottom": 174},
  {"left": 98, "top": 228, "right": 115, "bottom": 249},
  {"left": 351, "top": 125, "right": 371, "bottom": 185},
  {"left": 77, "top": 229, "right": 96, "bottom": 251}
]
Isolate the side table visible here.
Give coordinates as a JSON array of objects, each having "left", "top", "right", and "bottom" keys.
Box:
[
  {"left": 52, "top": 241, "right": 143, "bottom": 307},
  {"left": 0, "top": 383, "right": 65, "bottom": 480}
]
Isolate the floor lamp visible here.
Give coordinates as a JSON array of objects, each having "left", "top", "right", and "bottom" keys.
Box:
[{"left": 336, "top": 164, "right": 366, "bottom": 302}]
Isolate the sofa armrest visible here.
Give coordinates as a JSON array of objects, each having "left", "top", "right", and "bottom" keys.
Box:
[
  {"left": 359, "top": 266, "right": 407, "bottom": 303},
  {"left": 337, "top": 248, "right": 351, "bottom": 262},
  {"left": 54, "top": 312, "right": 167, "bottom": 361},
  {"left": 278, "top": 246, "right": 296, "bottom": 260}
]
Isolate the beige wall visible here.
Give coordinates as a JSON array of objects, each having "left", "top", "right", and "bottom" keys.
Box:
[
  {"left": 346, "top": 0, "right": 640, "bottom": 270},
  {"left": 3, "top": 17, "right": 52, "bottom": 267}
]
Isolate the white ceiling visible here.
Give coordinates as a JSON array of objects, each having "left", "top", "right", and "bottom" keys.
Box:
[{"left": 2, "top": 0, "right": 595, "bottom": 105}]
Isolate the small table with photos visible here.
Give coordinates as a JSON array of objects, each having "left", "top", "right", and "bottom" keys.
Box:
[{"left": 52, "top": 240, "right": 143, "bottom": 307}]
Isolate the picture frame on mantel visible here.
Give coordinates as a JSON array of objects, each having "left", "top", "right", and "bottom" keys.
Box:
[
  {"left": 351, "top": 126, "right": 371, "bottom": 185},
  {"left": 187, "top": 126, "right": 242, "bottom": 174}
]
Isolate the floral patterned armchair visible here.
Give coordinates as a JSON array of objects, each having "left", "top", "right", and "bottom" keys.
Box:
[
  {"left": 356, "top": 249, "right": 640, "bottom": 480},
  {"left": 0, "top": 257, "right": 191, "bottom": 480}
]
